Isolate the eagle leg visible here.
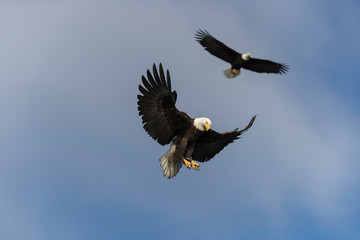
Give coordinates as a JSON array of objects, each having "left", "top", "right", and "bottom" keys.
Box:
[
  {"left": 232, "top": 68, "right": 239, "bottom": 74},
  {"left": 183, "top": 159, "right": 192, "bottom": 169},
  {"left": 191, "top": 161, "right": 200, "bottom": 171}
]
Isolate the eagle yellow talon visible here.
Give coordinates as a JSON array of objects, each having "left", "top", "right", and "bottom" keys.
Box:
[
  {"left": 183, "top": 159, "right": 192, "bottom": 169},
  {"left": 232, "top": 69, "right": 239, "bottom": 74},
  {"left": 191, "top": 161, "right": 200, "bottom": 171}
]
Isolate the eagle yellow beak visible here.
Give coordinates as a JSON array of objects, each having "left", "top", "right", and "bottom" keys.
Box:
[{"left": 205, "top": 122, "right": 210, "bottom": 131}]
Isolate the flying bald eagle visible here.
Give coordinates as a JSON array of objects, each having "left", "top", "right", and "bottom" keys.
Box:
[
  {"left": 195, "top": 29, "right": 289, "bottom": 78},
  {"left": 137, "top": 63, "right": 256, "bottom": 179}
]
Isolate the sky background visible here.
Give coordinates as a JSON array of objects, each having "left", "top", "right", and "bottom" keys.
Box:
[{"left": 1, "top": 0, "right": 360, "bottom": 239}]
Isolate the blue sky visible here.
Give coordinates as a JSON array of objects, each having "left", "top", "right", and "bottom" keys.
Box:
[{"left": 1, "top": 0, "right": 360, "bottom": 239}]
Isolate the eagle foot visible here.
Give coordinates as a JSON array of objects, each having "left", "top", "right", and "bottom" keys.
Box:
[
  {"left": 191, "top": 161, "right": 200, "bottom": 171},
  {"left": 232, "top": 69, "right": 239, "bottom": 74},
  {"left": 183, "top": 159, "right": 192, "bottom": 169}
]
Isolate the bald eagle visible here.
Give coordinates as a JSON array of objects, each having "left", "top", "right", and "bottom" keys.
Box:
[
  {"left": 195, "top": 29, "right": 289, "bottom": 78},
  {"left": 137, "top": 63, "right": 256, "bottom": 179}
]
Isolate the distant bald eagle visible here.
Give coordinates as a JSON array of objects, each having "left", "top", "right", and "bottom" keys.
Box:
[
  {"left": 195, "top": 29, "right": 289, "bottom": 78},
  {"left": 137, "top": 63, "right": 256, "bottom": 179}
]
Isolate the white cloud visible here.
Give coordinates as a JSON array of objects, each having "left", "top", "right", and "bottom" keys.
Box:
[{"left": 0, "top": 0, "right": 359, "bottom": 238}]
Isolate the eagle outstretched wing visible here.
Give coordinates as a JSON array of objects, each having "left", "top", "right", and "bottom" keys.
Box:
[
  {"left": 244, "top": 58, "right": 289, "bottom": 74},
  {"left": 195, "top": 29, "right": 239, "bottom": 64},
  {"left": 192, "top": 115, "right": 256, "bottom": 162},
  {"left": 137, "top": 63, "right": 192, "bottom": 145}
]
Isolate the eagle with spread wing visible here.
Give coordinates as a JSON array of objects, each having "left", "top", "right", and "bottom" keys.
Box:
[
  {"left": 195, "top": 29, "right": 289, "bottom": 78},
  {"left": 137, "top": 63, "right": 256, "bottom": 178}
]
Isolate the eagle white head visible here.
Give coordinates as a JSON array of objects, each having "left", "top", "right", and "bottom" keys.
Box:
[
  {"left": 194, "top": 117, "right": 212, "bottom": 131},
  {"left": 242, "top": 52, "right": 251, "bottom": 61}
]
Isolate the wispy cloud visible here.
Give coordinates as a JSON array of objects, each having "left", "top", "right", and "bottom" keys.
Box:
[{"left": 0, "top": 0, "right": 359, "bottom": 239}]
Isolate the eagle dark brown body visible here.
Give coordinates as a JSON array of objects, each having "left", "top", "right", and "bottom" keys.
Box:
[
  {"left": 195, "top": 29, "right": 289, "bottom": 78},
  {"left": 137, "top": 63, "right": 256, "bottom": 178}
]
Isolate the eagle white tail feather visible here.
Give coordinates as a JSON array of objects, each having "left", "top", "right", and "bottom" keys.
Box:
[
  {"left": 223, "top": 67, "right": 240, "bottom": 79},
  {"left": 159, "top": 143, "right": 182, "bottom": 179}
]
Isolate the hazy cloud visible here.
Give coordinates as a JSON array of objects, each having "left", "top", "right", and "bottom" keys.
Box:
[{"left": 0, "top": 0, "right": 359, "bottom": 239}]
